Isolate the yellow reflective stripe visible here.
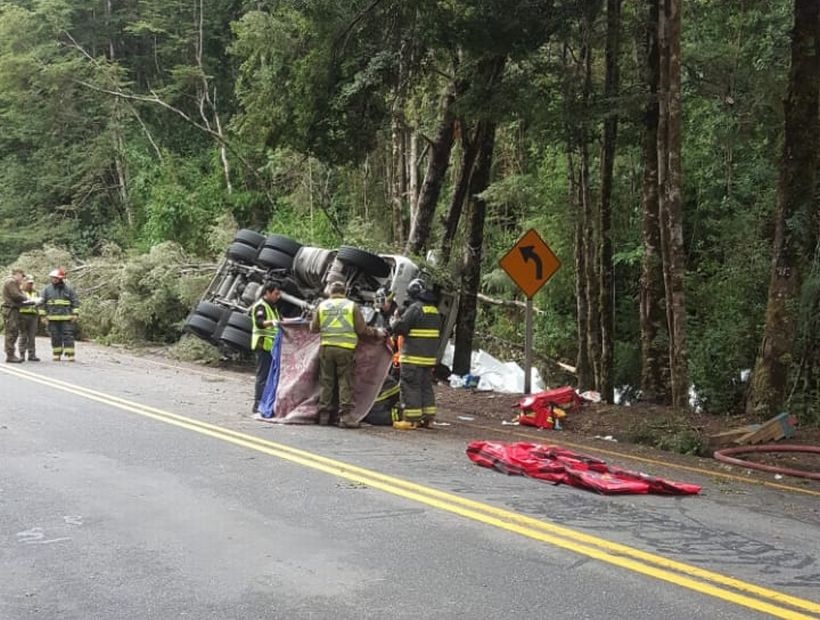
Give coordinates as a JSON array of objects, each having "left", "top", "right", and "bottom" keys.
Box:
[
  {"left": 399, "top": 354, "right": 436, "bottom": 366},
  {"left": 422, "top": 407, "right": 437, "bottom": 415},
  {"left": 408, "top": 329, "right": 439, "bottom": 338},
  {"left": 421, "top": 306, "right": 438, "bottom": 314},
  {"left": 47, "top": 316, "right": 73, "bottom": 321},
  {"left": 47, "top": 299, "right": 71, "bottom": 306},
  {"left": 375, "top": 385, "right": 400, "bottom": 402},
  {"left": 403, "top": 408, "right": 423, "bottom": 416}
]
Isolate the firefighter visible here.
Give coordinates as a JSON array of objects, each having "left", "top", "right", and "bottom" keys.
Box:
[
  {"left": 391, "top": 278, "right": 442, "bottom": 429},
  {"left": 251, "top": 281, "right": 282, "bottom": 415},
  {"left": 41, "top": 268, "right": 80, "bottom": 362},
  {"left": 17, "top": 276, "right": 41, "bottom": 361},
  {"left": 310, "top": 281, "right": 385, "bottom": 428},
  {"left": 2, "top": 268, "right": 28, "bottom": 363},
  {"left": 369, "top": 287, "right": 397, "bottom": 330}
]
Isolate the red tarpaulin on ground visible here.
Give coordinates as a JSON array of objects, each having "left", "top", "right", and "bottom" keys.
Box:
[{"left": 466, "top": 441, "right": 701, "bottom": 495}]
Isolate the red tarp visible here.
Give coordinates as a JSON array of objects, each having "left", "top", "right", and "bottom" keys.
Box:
[{"left": 466, "top": 441, "right": 701, "bottom": 495}]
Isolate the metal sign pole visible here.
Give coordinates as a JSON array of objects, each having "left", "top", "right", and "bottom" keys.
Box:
[{"left": 524, "top": 296, "right": 533, "bottom": 394}]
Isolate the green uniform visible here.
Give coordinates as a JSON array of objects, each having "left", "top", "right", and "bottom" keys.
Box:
[
  {"left": 2, "top": 276, "right": 27, "bottom": 361},
  {"left": 316, "top": 297, "right": 358, "bottom": 423},
  {"left": 18, "top": 290, "right": 40, "bottom": 360}
]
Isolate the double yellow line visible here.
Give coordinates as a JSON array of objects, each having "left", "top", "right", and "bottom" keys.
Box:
[{"left": 2, "top": 364, "right": 818, "bottom": 619}]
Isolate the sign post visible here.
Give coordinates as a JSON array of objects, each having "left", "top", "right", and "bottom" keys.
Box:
[{"left": 499, "top": 229, "right": 561, "bottom": 394}]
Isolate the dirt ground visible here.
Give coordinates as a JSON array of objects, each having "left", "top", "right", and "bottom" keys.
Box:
[{"left": 432, "top": 384, "right": 820, "bottom": 481}]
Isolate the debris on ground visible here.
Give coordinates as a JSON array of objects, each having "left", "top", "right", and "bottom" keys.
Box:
[
  {"left": 708, "top": 412, "right": 797, "bottom": 449},
  {"left": 512, "top": 386, "right": 585, "bottom": 430},
  {"left": 466, "top": 441, "right": 701, "bottom": 495},
  {"left": 441, "top": 344, "right": 544, "bottom": 394}
]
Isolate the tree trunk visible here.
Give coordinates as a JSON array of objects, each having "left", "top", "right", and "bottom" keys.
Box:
[
  {"left": 439, "top": 120, "right": 480, "bottom": 266},
  {"left": 639, "top": 0, "right": 666, "bottom": 403},
  {"left": 657, "top": 0, "right": 688, "bottom": 409},
  {"left": 747, "top": 0, "right": 820, "bottom": 418},
  {"left": 405, "top": 84, "right": 456, "bottom": 256},
  {"left": 453, "top": 121, "right": 496, "bottom": 376},
  {"left": 598, "top": 0, "right": 621, "bottom": 404},
  {"left": 390, "top": 115, "right": 408, "bottom": 247},
  {"left": 407, "top": 131, "right": 419, "bottom": 240},
  {"left": 572, "top": 149, "right": 592, "bottom": 390}
]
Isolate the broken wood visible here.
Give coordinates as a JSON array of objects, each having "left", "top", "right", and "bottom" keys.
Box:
[{"left": 735, "top": 412, "right": 797, "bottom": 445}]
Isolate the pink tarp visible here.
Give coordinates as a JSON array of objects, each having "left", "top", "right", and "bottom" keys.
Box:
[
  {"left": 270, "top": 321, "right": 393, "bottom": 424},
  {"left": 466, "top": 441, "right": 701, "bottom": 495}
]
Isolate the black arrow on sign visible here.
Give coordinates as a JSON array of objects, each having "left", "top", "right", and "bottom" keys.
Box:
[{"left": 519, "top": 245, "right": 543, "bottom": 280}]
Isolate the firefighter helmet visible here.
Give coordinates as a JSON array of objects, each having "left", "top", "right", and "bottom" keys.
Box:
[
  {"left": 375, "top": 287, "right": 394, "bottom": 305},
  {"left": 48, "top": 267, "right": 66, "bottom": 280},
  {"left": 406, "top": 278, "right": 425, "bottom": 300}
]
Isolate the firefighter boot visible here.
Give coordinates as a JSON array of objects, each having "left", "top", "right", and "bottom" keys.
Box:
[{"left": 338, "top": 413, "right": 361, "bottom": 429}]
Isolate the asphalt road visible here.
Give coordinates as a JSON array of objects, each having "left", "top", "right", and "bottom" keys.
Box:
[{"left": 1, "top": 340, "right": 818, "bottom": 619}]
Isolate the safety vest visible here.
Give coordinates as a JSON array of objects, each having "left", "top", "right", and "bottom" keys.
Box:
[
  {"left": 19, "top": 290, "right": 38, "bottom": 315},
  {"left": 400, "top": 304, "right": 441, "bottom": 367},
  {"left": 250, "top": 299, "right": 280, "bottom": 352},
  {"left": 318, "top": 298, "right": 357, "bottom": 349}
]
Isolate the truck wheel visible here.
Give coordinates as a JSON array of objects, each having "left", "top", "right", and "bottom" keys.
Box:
[
  {"left": 195, "top": 301, "right": 226, "bottom": 322},
  {"left": 256, "top": 247, "right": 294, "bottom": 270},
  {"left": 219, "top": 325, "right": 252, "bottom": 351},
  {"left": 227, "top": 242, "right": 258, "bottom": 265},
  {"left": 262, "top": 234, "right": 302, "bottom": 257},
  {"left": 226, "top": 311, "right": 253, "bottom": 333},
  {"left": 184, "top": 314, "right": 218, "bottom": 340},
  {"left": 336, "top": 246, "right": 390, "bottom": 278},
  {"left": 233, "top": 229, "right": 265, "bottom": 249}
]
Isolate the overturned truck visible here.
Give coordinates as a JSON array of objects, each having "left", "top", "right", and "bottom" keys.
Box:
[{"left": 183, "top": 230, "right": 456, "bottom": 422}]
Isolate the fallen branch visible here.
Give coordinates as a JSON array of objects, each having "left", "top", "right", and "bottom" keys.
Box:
[
  {"left": 475, "top": 332, "right": 577, "bottom": 375},
  {"left": 477, "top": 293, "right": 545, "bottom": 315}
]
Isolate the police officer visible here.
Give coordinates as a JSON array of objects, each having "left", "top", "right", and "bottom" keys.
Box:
[
  {"left": 17, "top": 276, "right": 41, "bottom": 361},
  {"left": 391, "top": 278, "right": 442, "bottom": 429},
  {"left": 2, "top": 268, "right": 28, "bottom": 363},
  {"left": 310, "top": 281, "right": 384, "bottom": 428},
  {"left": 251, "top": 281, "right": 282, "bottom": 414}
]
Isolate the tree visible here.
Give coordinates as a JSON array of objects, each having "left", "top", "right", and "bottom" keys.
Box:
[{"left": 747, "top": 0, "right": 820, "bottom": 418}]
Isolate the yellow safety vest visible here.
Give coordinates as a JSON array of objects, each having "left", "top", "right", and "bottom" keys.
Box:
[
  {"left": 318, "top": 298, "right": 357, "bottom": 349},
  {"left": 250, "top": 300, "right": 279, "bottom": 352},
  {"left": 19, "top": 290, "right": 38, "bottom": 315}
]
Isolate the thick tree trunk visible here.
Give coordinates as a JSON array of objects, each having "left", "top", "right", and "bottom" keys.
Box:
[
  {"left": 657, "top": 0, "right": 688, "bottom": 409},
  {"left": 572, "top": 152, "right": 592, "bottom": 390},
  {"left": 639, "top": 0, "right": 666, "bottom": 403},
  {"left": 405, "top": 85, "right": 456, "bottom": 256},
  {"left": 440, "top": 121, "right": 480, "bottom": 266},
  {"left": 598, "top": 0, "right": 621, "bottom": 404},
  {"left": 747, "top": 0, "right": 820, "bottom": 418},
  {"left": 453, "top": 122, "right": 496, "bottom": 376},
  {"left": 407, "top": 131, "right": 419, "bottom": 241}
]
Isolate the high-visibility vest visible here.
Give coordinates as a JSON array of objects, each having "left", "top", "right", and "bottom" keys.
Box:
[
  {"left": 318, "top": 298, "right": 357, "bottom": 349},
  {"left": 250, "top": 300, "right": 279, "bottom": 352},
  {"left": 19, "top": 290, "right": 38, "bottom": 315}
]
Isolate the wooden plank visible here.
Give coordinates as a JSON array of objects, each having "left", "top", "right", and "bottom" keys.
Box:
[{"left": 735, "top": 412, "right": 796, "bottom": 445}]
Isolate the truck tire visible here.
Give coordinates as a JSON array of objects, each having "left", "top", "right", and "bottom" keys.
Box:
[
  {"left": 195, "top": 301, "right": 226, "bottom": 322},
  {"left": 262, "top": 234, "right": 302, "bottom": 257},
  {"left": 226, "top": 310, "right": 253, "bottom": 333},
  {"left": 233, "top": 229, "right": 265, "bottom": 249},
  {"left": 255, "top": 247, "right": 294, "bottom": 270},
  {"left": 219, "top": 325, "right": 252, "bottom": 351},
  {"left": 336, "top": 246, "right": 390, "bottom": 278},
  {"left": 184, "top": 314, "right": 218, "bottom": 340},
  {"left": 227, "top": 242, "right": 258, "bottom": 265}
]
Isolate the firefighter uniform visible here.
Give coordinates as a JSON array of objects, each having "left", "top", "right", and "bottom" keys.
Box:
[
  {"left": 18, "top": 287, "right": 41, "bottom": 361},
  {"left": 41, "top": 273, "right": 80, "bottom": 361},
  {"left": 251, "top": 297, "right": 280, "bottom": 414},
  {"left": 392, "top": 300, "right": 442, "bottom": 426}
]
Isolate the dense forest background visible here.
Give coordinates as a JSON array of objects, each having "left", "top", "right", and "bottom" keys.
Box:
[{"left": 0, "top": 0, "right": 818, "bottom": 425}]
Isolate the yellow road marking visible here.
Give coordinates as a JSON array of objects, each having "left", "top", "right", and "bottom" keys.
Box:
[
  {"left": 2, "top": 365, "right": 818, "bottom": 619},
  {"left": 142, "top": 357, "right": 820, "bottom": 497}
]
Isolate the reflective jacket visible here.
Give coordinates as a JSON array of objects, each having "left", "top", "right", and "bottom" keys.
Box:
[
  {"left": 316, "top": 298, "right": 358, "bottom": 349},
  {"left": 251, "top": 299, "right": 280, "bottom": 352},
  {"left": 40, "top": 281, "right": 79, "bottom": 321},
  {"left": 392, "top": 301, "right": 441, "bottom": 367},
  {"left": 19, "top": 290, "right": 39, "bottom": 315}
]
